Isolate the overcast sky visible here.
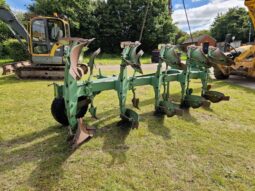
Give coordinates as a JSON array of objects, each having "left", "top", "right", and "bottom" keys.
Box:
[{"left": 7, "top": 0, "right": 246, "bottom": 32}]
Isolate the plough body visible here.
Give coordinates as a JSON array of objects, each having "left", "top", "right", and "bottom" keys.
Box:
[{"left": 51, "top": 38, "right": 232, "bottom": 148}]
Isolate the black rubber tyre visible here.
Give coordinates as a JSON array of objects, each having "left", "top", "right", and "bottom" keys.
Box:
[
  {"left": 76, "top": 96, "right": 90, "bottom": 118},
  {"left": 51, "top": 97, "right": 90, "bottom": 126},
  {"left": 180, "top": 100, "right": 190, "bottom": 109},
  {"left": 214, "top": 67, "right": 229, "bottom": 80},
  {"left": 51, "top": 98, "right": 69, "bottom": 126}
]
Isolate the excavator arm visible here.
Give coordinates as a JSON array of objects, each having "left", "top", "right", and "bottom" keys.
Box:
[
  {"left": 226, "top": 0, "right": 255, "bottom": 78},
  {"left": 245, "top": 0, "right": 255, "bottom": 30},
  {"left": 0, "top": 6, "right": 30, "bottom": 53}
]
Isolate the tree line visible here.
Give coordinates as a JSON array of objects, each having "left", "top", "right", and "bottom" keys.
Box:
[
  {"left": 0, "top": 0, "right": 253, "bottom": 55},
  {"left": 178, "top": 7, "right": 253, "bottom": 44},
  {"left": 28, "top": 0, "right": 178, "bottom": 53},
  {"left": 210, "top": 7, "right": 253, "bottom": 43}
]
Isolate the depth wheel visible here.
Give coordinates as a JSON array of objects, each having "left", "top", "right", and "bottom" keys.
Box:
[{"left": 51, "top": 98, "right": 69, "bottom": 126}]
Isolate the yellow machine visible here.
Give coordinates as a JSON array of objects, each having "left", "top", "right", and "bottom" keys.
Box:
[
  {"left": 0, "top": 6, "right": 71, "bottom": 79},
  {"left": 214, "top": 0, "right": 255, "bottom": 79}
]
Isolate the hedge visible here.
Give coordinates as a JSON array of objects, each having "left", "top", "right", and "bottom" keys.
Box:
[{"left": 2, "top": 39, "right": 29, "bottom": 61}]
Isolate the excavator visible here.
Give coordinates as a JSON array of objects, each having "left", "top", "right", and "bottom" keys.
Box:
[
  {"left": 0, "top": 6, "right": 71, "bottom": 79},
  {"left": 214, "top": 0, "right": 255, "bottom": 79}
]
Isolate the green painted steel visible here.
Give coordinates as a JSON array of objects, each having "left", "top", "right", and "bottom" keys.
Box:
[{"left": 52, "top": 38, "right": 231, "bottom": 135}]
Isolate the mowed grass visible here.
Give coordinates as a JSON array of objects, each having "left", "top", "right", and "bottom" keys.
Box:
[
  {"left": 0, "top": 52, "right": 183, "bottom": 68},
  {"left": 181, "top": 53, "right": 187, "bottom": 61},
  {"left": 0, "top": 59, "right": 14, "bottom": 67},
  {"left": 84, "top": 54, "right": 152, "bottom": 65},
  {"left": 0, "top": 54, "right": 151, "bottom": 67},
  {"left": 87, "top": 53, "right": 186, "bottom": 65},
  {"left": 0, "top": 68, "right": 255, "bottom": 191}
]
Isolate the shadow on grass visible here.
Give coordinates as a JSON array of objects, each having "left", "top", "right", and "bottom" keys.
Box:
[
  {"left": 180, "top": 109, "right": 200, "bottom": 125},
  {"left": 86, "top": 101, "right": 172, "bottom": 166},
  {"left": 141, "top": 111, "right": 172, "bottom": 140},
  {"left": 0, "top": 117, "right": 132, "bottom": 190},
  {"left": 92, "top": 110, "right": 172, "bottom": 166},
  {"left": 0, "top": 97, "right": 213, "bottom": 190},
  {"left": 95, "top": 121, "right": 132, "bottom": 167},
  {"left": 91, "top": 112, "right": 171, "bottom": 167},
  {"left": 0, "top": 75, "right": 37, "bottom": 85},
  {"left": 0, "top": 74, "right": 62, "bottom": 85},
  {"left": 0, "top": 125, "right": 74, "bottom": 191}
]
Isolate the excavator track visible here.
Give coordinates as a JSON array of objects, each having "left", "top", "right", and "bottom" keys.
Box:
[
  {"left": 15, "top": 64, "right": 65, "bottom": 80},
  {"left": 2, "top": 61, "right": 31, "bottom": 75}
]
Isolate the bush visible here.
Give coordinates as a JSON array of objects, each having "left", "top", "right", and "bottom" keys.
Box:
[
  {"left": 0, "top": 21, "right": 13, "bottom": 43},
  {"left": 2, "top": 39, "right": 29, "bottom": 61},
  {"left": 0, "top": 42, "right": 3, "bottom": 57}
]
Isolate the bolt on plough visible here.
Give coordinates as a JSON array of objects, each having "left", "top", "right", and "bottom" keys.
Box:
[{"left": 51, "top": 38, "right": 233, "bottom": 149}]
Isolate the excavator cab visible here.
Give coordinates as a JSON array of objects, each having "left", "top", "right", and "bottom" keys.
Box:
[{"left": 30, "top": 16, "right": 70, "bottom": 65}]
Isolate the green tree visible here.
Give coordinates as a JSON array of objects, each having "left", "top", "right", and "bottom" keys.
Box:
[
  {"left": 0, "top": 0, "right": 6, "bottom": 6},
  {"left": 28, "top": 0, "right": 179, "bottom": 53},
  {"left": 210, "top": 8, "right": 250, "bottom": 42},
  {"left": 28, "top": 0, "right": 97, "bottom": 38},
  {"left": 176, "top": 30, "right": 211, "bottom": 44},
  {"left": 192, "top": 30, "right": 211, "bottom": 38},
  {"left": 94, "top": 0, "right": 178, "bottom": 53},
  {"left": 0, "top": 21, "right": 12, "bottom": 42},
  {"left": 175, "top": 30, "right": 188, "bottom": 44}
]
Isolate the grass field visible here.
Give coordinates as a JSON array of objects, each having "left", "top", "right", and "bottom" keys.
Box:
[
  {"left": 0, "top": 53, "right": 186, "bottom": 67},
  {"left": 85, "top": 54, "right": 152, "bottom": 65},
  {"left": 180, "top": 54, "right": 187, "bottom": 61},
  {"left": 0, "top": 58, "right": 14, "bottom": 67},
  {"left": 84, "top": 53, "right": 186, "bottom": 65},
  {"left": 0, "top": 68, "right": 255, "bottom": 191},
  {"left": 0, "top": 55, "right": 150, "bottom": 67}
]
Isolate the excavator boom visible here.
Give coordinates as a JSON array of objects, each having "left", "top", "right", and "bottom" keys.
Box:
[
  {"left": 0, "top": 6, "right": 30, "bottom": 51},
  {"left": 245, "top": 0, "right": 255, "bottom": 30}
]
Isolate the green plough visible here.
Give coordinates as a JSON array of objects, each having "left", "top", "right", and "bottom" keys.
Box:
[{"left": 51, "top": 38, "right": 232, "bottom": 148}]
